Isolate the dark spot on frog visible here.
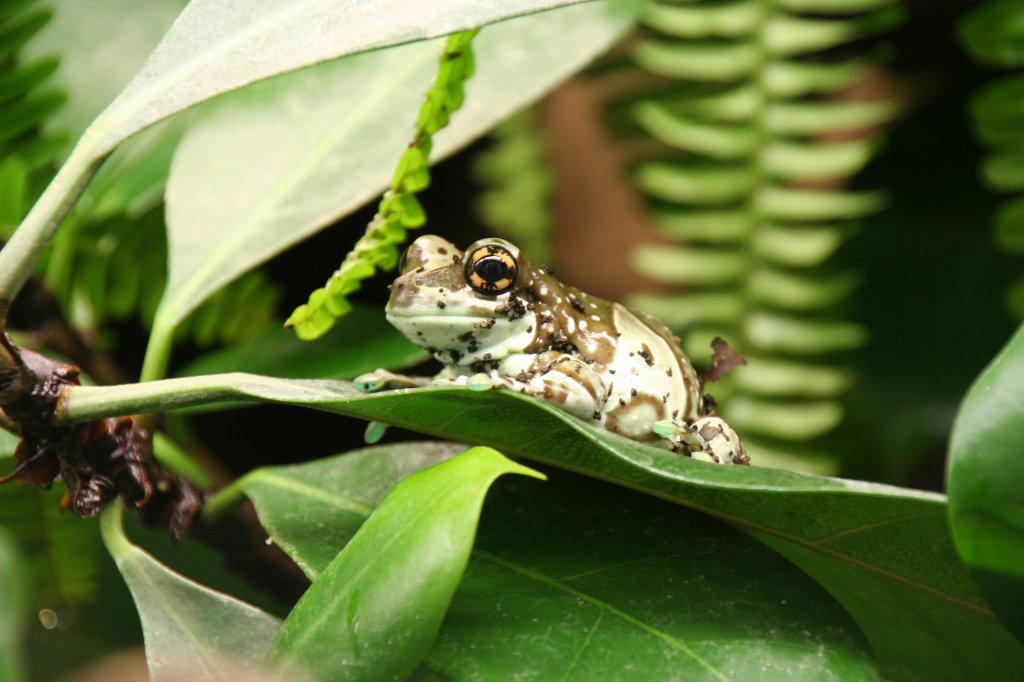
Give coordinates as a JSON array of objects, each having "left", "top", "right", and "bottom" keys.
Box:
[
  {"left": 618, "top": 398, "right": 626, "bottom": 407},
  {"left": 639, "top": 344, "right": 654, "bottom": 367},
  {"left": 666, "top": 367, "right": 673, "bottom": 377},
  {"left": 452, "top": 254, "right": 461, "bottom": 264},
  {"left": 447, "top": 349, "right": 462, "bottom": 363},
  {"left": 436, "top": 301, "right": 446, "bottom": 309},
  {"left": 438, "top": 247, "right": 448, "bottom": 255},
  {"left": 703, "top": 394, "right": 718, "bottom": 410},
  {"left": 570, "top": 299, "right": 585, "bottom": 313},
  {"left": 457, "top": 331, "right": 475, "bottom": 343},
  {"left": 495, "top": 293, "right": 527, "bottom": 320},
  {"left": 526, "top": 325, "right": 533, "bottom": 333},
  {"left": 475, "top": 318, "right": 496, "bottom": 330},
  {"left": 672, "top": 409, "right": 679, "bottom": 419},
  {"left": 662, "top": 393, "right": 669, "bottom": 404},
  {"left": 540, "top": 264, "right": 554, "bottom": 275},
  {"left": 630, "top": 388, "right": 638, "bottom": 397},
  {"left": 592, "top": 411, "right": 601, "bottom": 421}
]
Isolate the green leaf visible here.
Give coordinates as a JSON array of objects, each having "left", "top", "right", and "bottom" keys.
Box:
[
  {"left": 249, "top": 452, "right": 881, "bottom": 680},
  {"left": 23, "top": 0, "right": 187, "bottom": 150},
  {"left": 631, "top": 40, "right": 759, "bottom": 81},
  {"left": 237, "top": 442, "right": 462, "bottom": 577},
  {"left": 79, "top": 0, "right": 617, "bottom": 159},
  {"left": 726, "top": 395, "right": 845, "bottom": 440},
  {"left": 641, "top": 0, "right": 762, "bottom": 39},
  {"left": 750, "top": 223, "right": 849, "bottom": 267},
  {"left": 763, "top": 58, "right": 871, "bottom": 97},
  {"left": 627, "top": 291, "right": 745, "bottom": 328},
  {"left": 949, "top": 323, "right": 1024, "bottom": 641},
  {"left": 632, "top": 162, "right": 758, "bottom": 205},
  {"left": 959, "top": 0, "right": 1024, "bottom": 68},
  {"left": 745, "top": 311, "right": 868, "bottom": 353},
  {"left": 732, "top": 355, "right": 855, "bottom": 398},
  {"left": 157, "top": 3, "right": 634, "bottom": 331},
  {"left": 758, "top": 187, "right": 885, "bottom": 221},
  {"left": 765, "top": 101, "right": 899, "bottom": 136},
  {"left": 972, "top": 73, "right": 1024, "bottom": 147},
  {"left": 762, "top": 139, "right": 878, "bottom": 181},
  {"left": 633, "top": 101, "right": 757, "bottom": 159},
  {"left": 180, "top": 305, "right": 426, "bottom": 383},
  {"left": 995, "top": 196, "right": 1024, "bottom": 253},
  {"left": 764, "top": 9, "right": 903, "bottom": 58},
  {"left": 64, "top": 376, "right": 1024, "bottom": 680},
  {"left": 0, "top": 528, "right": 29, "bottom": 682},
  {"left": 99, "top": 504, "right": 281, "bottom": 682},
  {"left": 631, "top": 244, "right": 746, "bottom": 285},
  {"left": 266, "top": 447, "right": 543, "bottom": 681}
]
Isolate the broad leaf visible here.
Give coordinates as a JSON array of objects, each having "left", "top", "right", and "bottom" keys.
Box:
[
  {"left": 0, "top": 528, "right": 29, "bottom": 682},
  {"left": 65, "top": 376, "right": 1024, "bottom": 679},
  {"left": 159, "top": 3, "right": 635, "bottom": 327},
  {"left": 949, "top": 322, "right": 1024, "bottom": 641},
  {"left": 247, "top": 451, "right": 880, "bottom": 679},
  {"left": 266, "top": 446, "right": 543, "bottom": 681},
  {"left": 77, "top": 0, "right": 610, "bottom": 158},
  {"left": 99, "top": 504, "right": 281, "bottom": 682},
  {"left": 238, "top": 441, "right": 462, "bottom": 576},
  {"left": 25, "top": 0, "right": 187, "bottom": 149},
  {"left": 179, "top": 305, "right": 426, "bottom": 382}
]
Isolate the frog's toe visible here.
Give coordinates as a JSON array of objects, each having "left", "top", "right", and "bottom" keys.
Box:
[{"left": 354, "top": 372, "right": 387, "bottom": 393}]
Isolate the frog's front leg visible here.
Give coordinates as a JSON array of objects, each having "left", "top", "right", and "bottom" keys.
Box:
[
  {"left": 354, "top": 367, "right": 460, "bottom": 392},
  {"left": 493, "top": 356, "right": 607, "bottom": 423},
  {"left": 667, "top": 415, "right": 749, "bottom": 465}
]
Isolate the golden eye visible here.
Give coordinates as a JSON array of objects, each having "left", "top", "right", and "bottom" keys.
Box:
[{"left": 464, "top": 242, "right": 518, "bottom": 295}]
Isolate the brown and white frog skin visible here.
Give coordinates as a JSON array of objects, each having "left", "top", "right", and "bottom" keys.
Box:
[{"left": 357, "top": 235, "right": 749, "bottom": 465}]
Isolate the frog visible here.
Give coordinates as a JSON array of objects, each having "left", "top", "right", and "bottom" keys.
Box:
[{"left": 357, "top": 235, "right": 749, "bottom": 465}]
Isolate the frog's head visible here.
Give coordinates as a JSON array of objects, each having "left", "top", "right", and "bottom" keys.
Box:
[{"left": 385, "top": 235, "right": 537, "bottom": 366}]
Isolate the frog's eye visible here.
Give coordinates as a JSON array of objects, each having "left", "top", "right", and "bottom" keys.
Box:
[
  {"left": 464, "top": 241, "right": 519, "bottom": 295},
  {"left": 397, "top": 245, "right": 411, "bottom": 274}
]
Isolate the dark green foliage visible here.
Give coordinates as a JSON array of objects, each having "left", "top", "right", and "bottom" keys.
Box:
[{"left": 961, "top": 0, "right": 1024, "bottom": 317}]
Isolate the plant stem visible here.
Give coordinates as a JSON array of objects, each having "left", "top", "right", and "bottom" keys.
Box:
[
  {"left": 57, "top": 373, "right": 265, "bottom": 423},
  {"left": 0, "top": 138, "right": 107, "bottom": 324},
  {"left": 139, "top": 311, "right": 175, "bottom": 383},
  {"left": 152, "top": 432, "right": 216, "bottom": 489},
  {"left": 202, "top": 478, "right": 249, "bottom": 524}
]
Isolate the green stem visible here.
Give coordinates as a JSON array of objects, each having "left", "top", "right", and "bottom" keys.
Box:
[
  {"left": 153, "top": 432, "right": 216, "bottom": 489},
  {"left": 201, "top": 478, "right": 250, "bottom": 524},
  {"left": 139, "top": 311, "right": 176, "bottom": 383},
  {"left": 98, "top": 501, "right": 130, "bottom": 558},
  {"left": 57, "top": 372, "right": 269, "bottom": 423},
  {"left": 0, "top": 138, "right": 107, "bottom": 323}
]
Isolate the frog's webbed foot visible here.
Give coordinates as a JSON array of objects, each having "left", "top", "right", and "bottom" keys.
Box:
[
  {"left": 353, "top": 369, "right": 434, "bottom": 393},
  {"left": 655, "top": 415, "right": 749, "bottom": 465}
]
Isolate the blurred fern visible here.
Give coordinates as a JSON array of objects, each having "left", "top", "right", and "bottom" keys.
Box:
[
  {"left": 622, "top": 0, "right": 903, "bottom": 469},
  {"left": 472, "top": 110, "right": 555, "bottom": 263},
  {"left": 0, "top": 0, "right": 102, "bottom": 608},
  {"left": 960, "top": 0, "right": 1024, "bottom": 319}
]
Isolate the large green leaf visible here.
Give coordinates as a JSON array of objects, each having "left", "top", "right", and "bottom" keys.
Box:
[
  {"left": 266, "top": 446, "right": 542, "bottom": 681},
  {"left": 948, "top": 323, "right": 1024, "bottom": 642},
  {"left": 179, "top": 305, "right": 426, "bottom": 382},
  {"left": 76, "top": 0, "right": 610, "bottom": 158},
  {"left": 246, "top": 449, "right": 880, "bottom": 679},
  {"left": 158, "top": 3, "right": 634, "bottom": 329},
  {"left": 99, "top": 504, "right": 281, "bottom": 682},
  {"left": 237, "top": 441, "right": 461, "bottom": 576},
  {"left": 0, "top": 528, "right": 29, "bottom": 682},
  {"left": 64, "top": 377, "right": 1024, "bottom": 679},
  {"left": 25, "top": 0, "right": 186, "bottom": 150}
]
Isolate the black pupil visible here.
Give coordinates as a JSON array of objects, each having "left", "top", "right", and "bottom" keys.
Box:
[{"left": 475, "top": 256, "right": 509, "bottom": 282}]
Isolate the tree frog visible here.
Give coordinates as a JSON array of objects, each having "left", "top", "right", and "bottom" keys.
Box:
[{"left": 358, "top": 235, "right": 749, "bottom": 465}]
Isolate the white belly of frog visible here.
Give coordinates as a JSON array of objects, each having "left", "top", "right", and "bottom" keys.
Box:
[{"left": 360, "top": 235, "right": 750, "bottom": 465}]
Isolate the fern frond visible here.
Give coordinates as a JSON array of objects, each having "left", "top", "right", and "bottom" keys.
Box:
[
  {"left": 286, "top": 30, "right": 480, "bottom": 340},
  {"left": 961, "top": 0, "right": 1024, "bottom": 318},
  {"left": 0, "top": 481, "right": 101, "bottom": 607},
  {"left": 625, "top": 0, "right": 902, "bottom": 465}
]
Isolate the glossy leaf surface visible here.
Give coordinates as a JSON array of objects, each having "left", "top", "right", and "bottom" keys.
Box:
[
  {"left": 246, "top": 449, "right": 881, "bottom": 679},
  {"left": 266, "top": 446, "right": 542, "bottom": 681},
  {"left": 65, "top": 375, "right": 1024, "bottom": 679},
  {"left": 949, "top": 323, "right": 1024, "bottom": 641},
  {"left": 100, "top": 505, "right": 281, "bottom": 682}
]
